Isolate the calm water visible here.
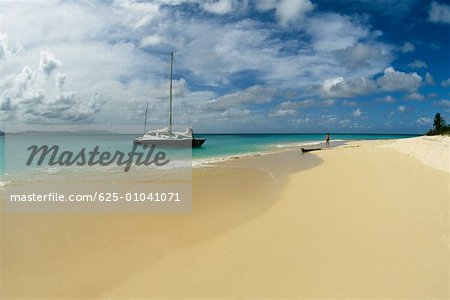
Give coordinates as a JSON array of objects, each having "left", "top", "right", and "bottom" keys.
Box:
[
  {"left": 0, "top": 133, "right": 417, "bottom": 180},
  {"left": 192, "top": 133, "right": 417, "bottom": 159}
]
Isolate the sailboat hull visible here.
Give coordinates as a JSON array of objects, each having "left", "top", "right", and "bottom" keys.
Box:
[
  {"left": 134, "top": 138, "right": 206, "bottom": 148},
  {"left": 192, "top": 138, "right": 206, "bottom": 148}
]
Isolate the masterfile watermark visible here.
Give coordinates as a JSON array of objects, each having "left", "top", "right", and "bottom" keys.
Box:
[
  {"left": 26, "top": 143, "right": 170, "bottom": 172},
  {"left": 3, "top": 125, "right": 193, "bottom": 213}
]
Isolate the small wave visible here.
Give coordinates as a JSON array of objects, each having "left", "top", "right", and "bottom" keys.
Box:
[
  {"left": 0, "top": 181, "right": 10, "bottom": 188},
  {"left": 193, "top": 151, "right": 271, "bottom": 167},
  {"left": 274, "top": 139, "right": 345, "bottom": 148},
  {"left": 274, "top": 141, "right": 321, "bottom": 148}
]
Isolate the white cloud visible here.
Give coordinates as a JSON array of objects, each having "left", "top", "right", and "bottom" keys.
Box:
[
  {"left": 0, "top": 34, "right": 11, "bottom": 60},
  {"left": 352, "top": 108, "right": 363, "bottom": 118},
  {"left": 335, "top": 43, "right": 391, "bottom": 71},
  {"left": 291, "top": 117, "right": 311, "bottom": 125},
  {"left": 416, "top": 117, "right": 432, "bottom": 125},
  {"left": 276, "top": 0, "right": 314, "bottom": 26},
  {"left": 305, "top": 13, "right": 369, "bottom": 52},
  {"left": 279, "top": 99, "right": 335, "bottom": 109},
  {"left": 377, "top": 67, "right": 422, "bottom": 92},
  {"left": 254, "top": 0, "right": 314, "bottom": 25},
  {"left": 0, "top": 51, "right": 104, "bottom": 123},
  {"left": 440, "top": 78, "right": 450, "bottom": 88},
  {"left": 400, "top": 42, "right": 415, "bottom": 53},
  {"left": 140, "top": 34, "right": 164, "bottom": 47},
  {"left": 425, "top": 72, "right": 435, "bottom": 85},
  {"left": 200, "top": 85, "right": 275, "bottom": 111},
  {"left": 218, "top": 108, "right": 251, "bottom": 121},
  {"left": 428, "top": 1, "right": 450, "bottom": 24},
  {"left": 397, "top": 105, "right": 408, "bottom": 113},
  {"left": 407, "top": 59, "right": 427, "bottom": 69},
  {"left": 39, "top": 52, "right": 61, "bottom": 78},
  {"left": 405, "top": 92, "right": 425, "bottom": 101},
  {"left": 203, "top": 0, "right": 235, "bottom": 15},
  {"left": 0, "top": 0, "right": 402, "bottom": 130},
  {"left": 433, "top": 99, "right": 450, "bottom": 108},
  {"left": 268, "top": 109, "right": 297, "bottom": 118},
  {"left": 255, "top": 0, "right": 278, "bottom": 11},
  {"left": 116, "top": 1, "right": 162, "bottom": 30},
  {"left": 319, "top": 76, "right": 376, "bottom": 98}
]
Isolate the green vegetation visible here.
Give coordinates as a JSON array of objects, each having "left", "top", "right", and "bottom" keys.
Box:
[{"left": 426, "top": 113, "right": 450, "bottom": 135}]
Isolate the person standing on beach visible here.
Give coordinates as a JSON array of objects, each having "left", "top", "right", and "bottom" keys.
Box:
[{"left": 325, "top": 133, "right": 330, "bottom": 148}]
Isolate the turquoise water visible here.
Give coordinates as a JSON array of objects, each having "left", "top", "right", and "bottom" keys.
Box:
[
  {"left": 0, "top": 133, "right": 417, "bottom": 176},
  {"left": 192, "top": 133, "right": 417, "bottom": 159}
]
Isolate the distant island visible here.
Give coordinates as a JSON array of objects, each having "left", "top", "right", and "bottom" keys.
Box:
[{"left": 0, "top": 131, "right": 4, "bottom": 136}]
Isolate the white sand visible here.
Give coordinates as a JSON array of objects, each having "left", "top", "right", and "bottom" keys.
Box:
[{"left": 382, "top": 136, "right": 450, "bottom": 173}]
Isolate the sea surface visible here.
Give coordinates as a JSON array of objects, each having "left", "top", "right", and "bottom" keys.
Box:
[{"left": 0, "top": 133, "right": 417, "bottom": 184}]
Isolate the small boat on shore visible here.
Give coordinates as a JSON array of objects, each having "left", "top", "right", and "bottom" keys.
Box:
[{"left": 301, "top": 147, "right": 322, "bottom": 153}]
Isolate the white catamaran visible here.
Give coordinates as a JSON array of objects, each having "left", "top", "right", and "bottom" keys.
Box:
[{"left": 134, "top": 52, "right": 206, "bottom": 148}]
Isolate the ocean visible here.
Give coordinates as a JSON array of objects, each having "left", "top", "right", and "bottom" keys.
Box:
[
  {"left": 191, "top": 133, "right": 417, "bottom": 160},
  {"left": 0, "top": 133, "right": 416, "bottom": 179}
]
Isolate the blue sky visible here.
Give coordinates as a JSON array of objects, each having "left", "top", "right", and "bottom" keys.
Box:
[{"left": 0, "top": 0, "right": 449, "bottom": 133}]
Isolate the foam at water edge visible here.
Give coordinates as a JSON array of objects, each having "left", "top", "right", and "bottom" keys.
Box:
[
  {"left": 0, "top": 181, "right": 10, "bottom": 188},
  {"left": 192, "top": 140, "right": 329, "bottom": 168}
]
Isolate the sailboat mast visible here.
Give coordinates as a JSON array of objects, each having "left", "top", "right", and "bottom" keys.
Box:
[
  {"left": 144, "top": 102, "right": 149, "bottom": 134},
  {"left": 169, "top": 52, "right": 173, "bottom": 134}
]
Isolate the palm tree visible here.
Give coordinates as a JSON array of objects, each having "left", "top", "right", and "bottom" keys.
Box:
[{"left": 433, "top": 113, "right": 446, "bottom": 130}]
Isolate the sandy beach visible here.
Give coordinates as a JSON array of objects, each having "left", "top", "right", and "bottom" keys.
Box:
[{"left": 1, "top": 136, "right": 449, "bottom": 298}]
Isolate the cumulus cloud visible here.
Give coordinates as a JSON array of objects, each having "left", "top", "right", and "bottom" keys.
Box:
[
  {"left": 405, "top": 92, "right": 425, "bottom": 101},
  {"left": 318, "top": 76, "right": 376, "bottom": 98},
  {"left": 276, "top": 0, "right": 314, "bottom": 26},
  {"left": 377, "top": 67, "right": 422, "bottom": 92},
  {"left": 317, "top": 64, "right": 421, "bottom": 100},
  {"left": 203, "top": 0, "right": 235, "bottom": 15},
  {"left": 407, "top": 59, "right": 427, "bottom": 69},
  {"left": 0, "top": 0, "right": 426, "bottom": 131},
  {"left": 0, "top": 51, "right": 104, "bottom": 123},
  {"left": 255, "top": 0, "right": 314, "bottom": 25},
  {"left": 39, "top": 52, "right": 61, "bottom": 78},
  {"left": 428, "top": 1, "right": 450, "bottom": 24}
]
